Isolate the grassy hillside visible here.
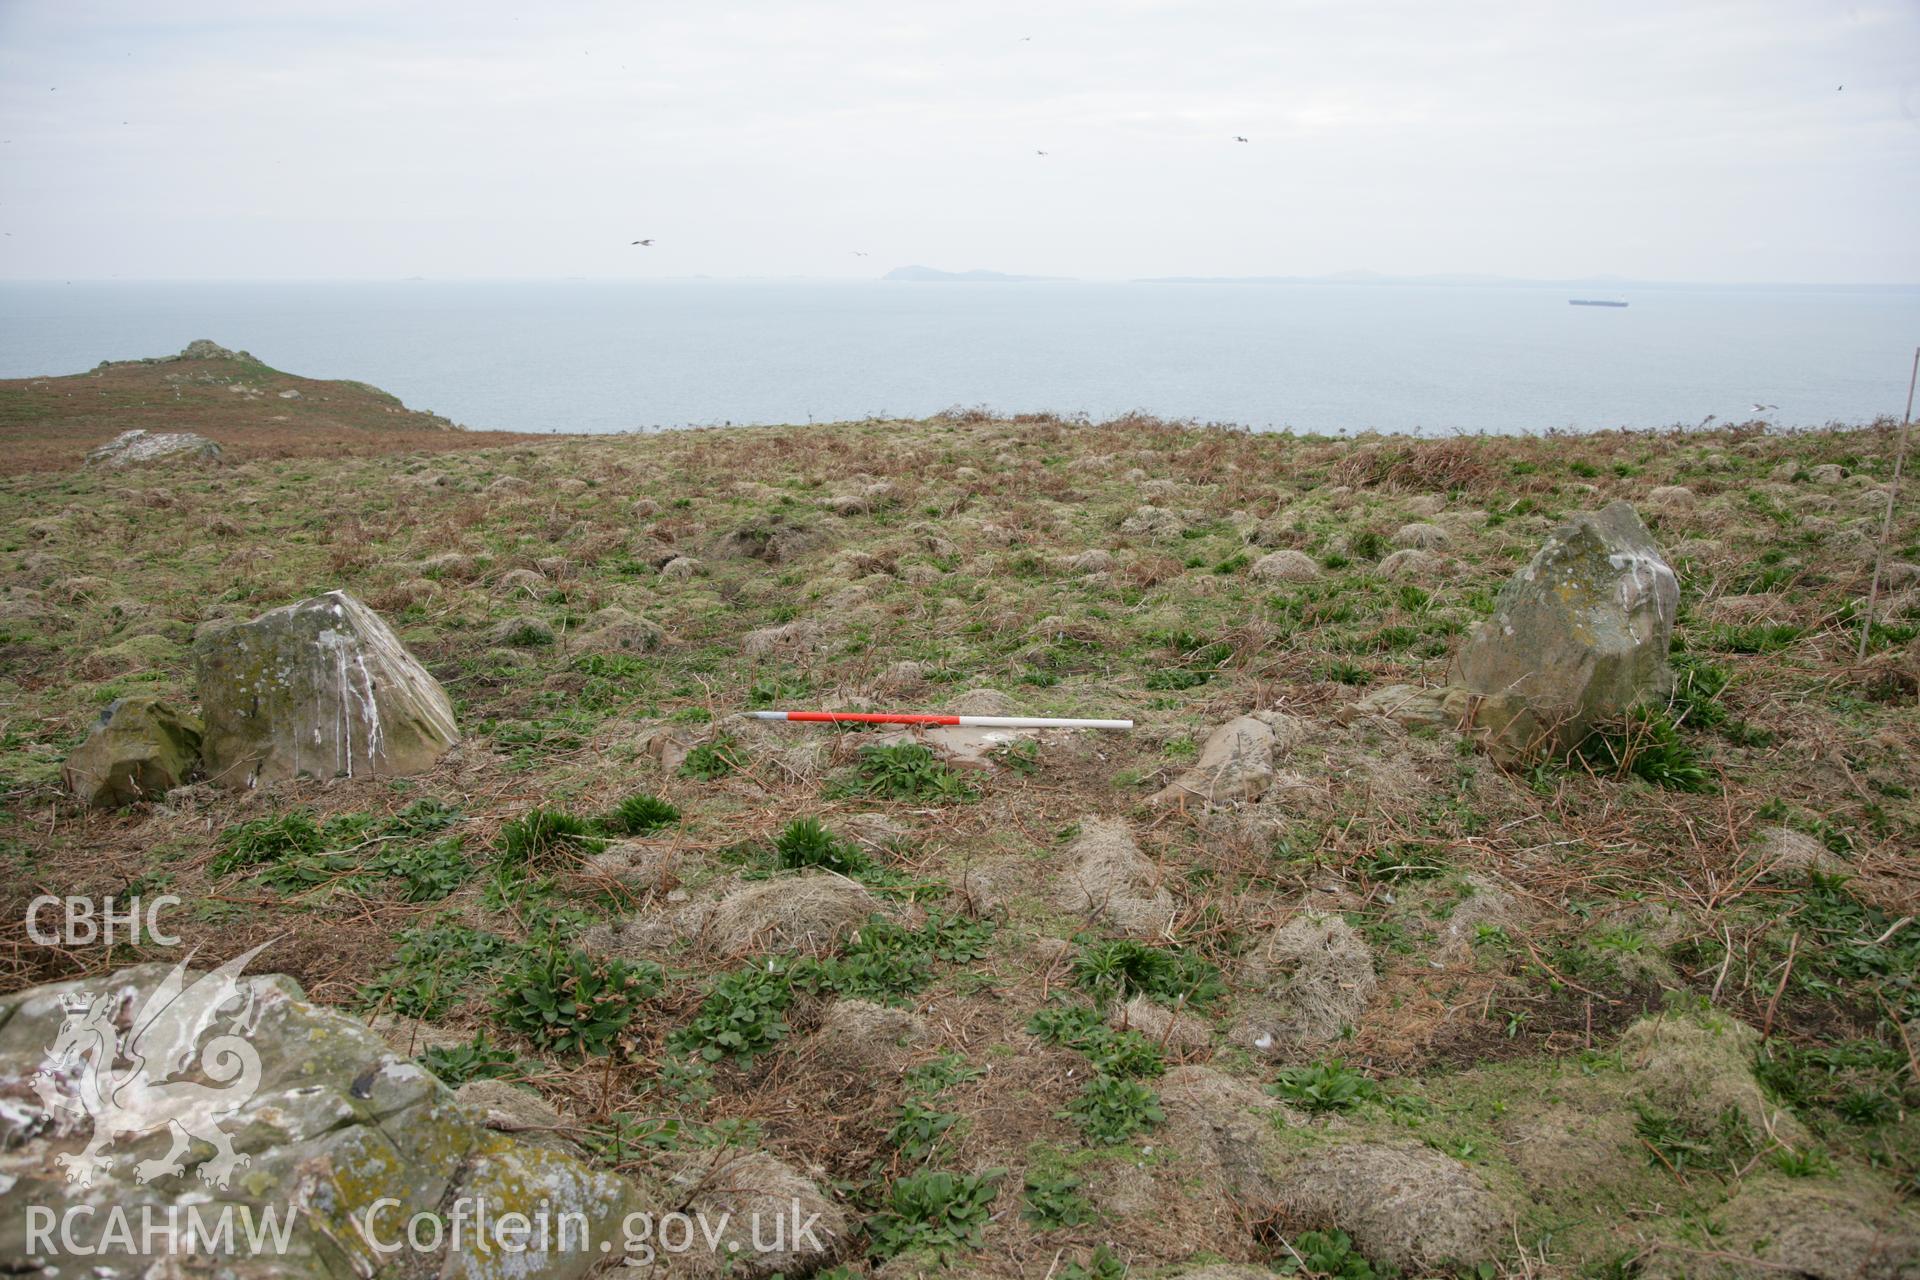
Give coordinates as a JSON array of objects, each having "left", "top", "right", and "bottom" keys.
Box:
[
  {"left": 1, "top": 406, "right": 1915, "bottom": 1275},
  {"left": 0, "top": 340, "right": 530, "bottom": 472}
]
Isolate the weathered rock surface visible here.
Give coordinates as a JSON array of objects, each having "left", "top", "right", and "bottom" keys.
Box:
[
  {"left": 1451, "top": 501, "right": 1678, "bottom": 760},
  {"left": 84, "top": 429, "right": 223, "bottom": 467},
  {"left": 0, "top": 961, "right": 644, "bottom": 1279},
  {"left": 61, "top": 695, "right": 202, "bottom": 806},
  {"left": 1152, "top": 714, "right": 1302, "bottom": 808},
  {"left": 193, "top": 590, "right": 459, "bottom": 788}
]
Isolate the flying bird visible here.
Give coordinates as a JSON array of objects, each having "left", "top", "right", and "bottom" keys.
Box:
[
  {"left": 1751, "top": 403, "right": 1778, "bottom": 413},
  {"left": 1035, "top": 149, "right": 1049, "bottom": 156},
  {"left": 852, "top": 251, "right": 869, "bottom": 256},
  {"left": 630, "top": 239, "right": 653, "bottom": 246},
  {"left": 1234, "top": 135, "right": 1249, "bottom": 142}
]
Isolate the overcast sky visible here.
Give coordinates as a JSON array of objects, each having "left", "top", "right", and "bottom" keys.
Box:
[{"left": 2, "top": 1, "right": 1916, "bottom": 283}]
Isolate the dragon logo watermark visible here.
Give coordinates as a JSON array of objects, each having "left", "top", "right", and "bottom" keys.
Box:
[{"left": 30, "top": 942, "right": 272, "bottom": 1189}]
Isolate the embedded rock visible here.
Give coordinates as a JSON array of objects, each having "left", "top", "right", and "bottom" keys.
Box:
[
  {"left": 61, "top": 696, "right": 203, "bottom": 807},
  {"left": 1151, "top": 715, "right": 1281, "bottom": 808},
  {"left": 84, "top": 429, "right": 223, "bottom": 467},
  {"left": 193, "top": 591, "right": 458, "bottom": 788},
  {"left": 1450, "top": 501, "right": 1677, "bottom": 761}
]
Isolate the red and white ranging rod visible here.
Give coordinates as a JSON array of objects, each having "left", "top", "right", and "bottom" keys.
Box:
[{"left": 747, "top": 711, "right": 1133, "bottom": 730}]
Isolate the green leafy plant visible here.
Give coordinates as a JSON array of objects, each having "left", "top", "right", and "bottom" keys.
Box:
[
  {"left": 1278, "top": 1229, "right": 1377, "bottom": 1279},
  {"left": 1065, "top": 1073, "right": 1164, "bottom": 1143},
  {"left": 1703, "top": 621, "right": 1805, "bottom": 654},
  {"left": 212, "top": 811, "right": 329, "bottom": 874},
  {"left": 418, "top": 1032, "right": 523, "bottom": 1086},
  {"left": 887, "top": 1054, "right": 983, "bottom": 1164},
  {"left": 678, "top": 736, "right": 739, "bottom": 780},
  {"left": 580, "top": 1110, "right": 686, "bottom": 1161},
  {"left": 492, "top": 947, "right": 661, "bottom": 1054},
  {"left": 671, "top": 960, "right": 797, "bottom": 1062},
  {"left": 1578, "top": 707, "right": 1712, "bottom": 792},
  {"left": 360, "top": 919, "right": 517, "bottom": 1019},
  {"left": 889, "top": 1095, "right": 961, "bottom": 1164},
  {"left": 497, "top": 806, "right": 607, "bottom": 868},
  {"left": 598, "top": 791, "right": 679, "bottom": 836},
  {"left": 1772, "top": 1147, "right": 1837, "bottom": 1178},
  {"left": 773, "top": 817, "right": 870, "bottom": 875},
  {"left": 1071, "top": 938, "right": 1224, "bottom": 1007},
  {"left": 1026, "top": 1004, "right": 1164, "bottom": 1078},
  {"left": 991, "top": 739, "right": 1042, "bottom": 775},
  {"left": 842, "top": 743, "right": 978, "bottom": 802},
  {"left": 1059, "top": 1245, "right": 1127, "bottom": 1280},
  {"left": 1021, "top": 1169, "right": 1097, "bottom": 1228},
  {"left": 866, "top": 1169, "right": 1003, "bottom": 1260},
  {"left": 372, "top": 836, "right": 472, "bottom": 902},
  {"left": 1633, "top": 1103, "right": 1759, "bottom": 1178},
  {"left": 1267, "top": 1061, "right": 1382, "bottom": 1113}
]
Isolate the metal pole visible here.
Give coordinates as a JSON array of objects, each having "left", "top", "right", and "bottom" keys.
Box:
[{"left": 1859, "top": 346, "right": 1920, "bottom": 661}]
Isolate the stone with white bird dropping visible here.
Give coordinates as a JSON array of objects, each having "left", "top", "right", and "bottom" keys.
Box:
[{"left": 192, "top": 590, "right": 458, "bottom": 788}]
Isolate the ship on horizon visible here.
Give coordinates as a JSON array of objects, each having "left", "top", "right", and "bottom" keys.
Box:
[{"left": 1569, "top": 298, "right": 1629, "bottom": 307}]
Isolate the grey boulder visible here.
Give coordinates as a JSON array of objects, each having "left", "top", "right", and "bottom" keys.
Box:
[
  {"left": 1451, "top": 501, "right": 1678, "bottom": 760},
  {"left": 193, "top": 590, "right": 458, "bottom": 788},
  {"left": 0, "top": 960, "right": 644, "bottom": 1280},
  {"left": 61, "top": 696, "right": 203, "bottom": 807}
]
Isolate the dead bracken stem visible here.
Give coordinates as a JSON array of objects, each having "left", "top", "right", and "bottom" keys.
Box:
[{"left": 1761, "top": 930, "right": 1799, "bottom": 1041}]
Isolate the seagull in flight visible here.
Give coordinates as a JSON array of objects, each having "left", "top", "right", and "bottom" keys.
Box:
[
  {"left": 1751, "top": 403, "right": 1778, "bottom": 413},
  {"left": 1234, "top": 135, "right": 1249, "bottom": 142},
  {"left": 1035, "top": 149, "right": 1049, "bottom": 156},
  {"left": 630, "top": 239, "right": 653, "bottom": 246},
  {"left": 852, "top": 250, "right": 869, "bottom": 256}
]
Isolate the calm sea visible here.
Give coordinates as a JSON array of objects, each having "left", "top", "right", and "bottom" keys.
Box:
[{"left": 2, "top": 280, "right": 1915, "bottom": 436}]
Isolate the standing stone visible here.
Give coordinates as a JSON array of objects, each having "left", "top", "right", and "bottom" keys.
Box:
[
  {"left": 1451, "top": 501, "right": 1677, "bottom": 760},
  {"left": 61, "top": 696, "right": 202, "bottom": 806},
  {"left": 193, "top": 590, "right": 458, "bottom": 788}
]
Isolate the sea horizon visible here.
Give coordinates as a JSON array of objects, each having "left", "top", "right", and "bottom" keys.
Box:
[{"left": 4, "top": 277, "right": 1916, "bottom": 437}]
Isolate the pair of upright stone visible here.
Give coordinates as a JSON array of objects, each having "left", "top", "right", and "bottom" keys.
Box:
[{"left": 63, "top": 592, "right": 458, "bottom": 803}]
